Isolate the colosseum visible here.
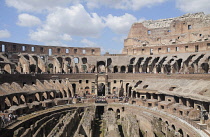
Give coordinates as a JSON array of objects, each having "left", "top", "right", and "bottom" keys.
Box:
[{"left": 0, "top": 12, "right": 210, "bottom": 137}]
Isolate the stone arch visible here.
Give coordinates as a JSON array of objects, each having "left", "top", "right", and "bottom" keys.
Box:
[
  {"left": 4, "top": 97, "right": 11, "bottom": 109},
  {"left": 35, "top": 93, "right": 40, "bottom": 101},
  {"left": 30, "top": 64, "right": 36, "bottom": 73},
  {"left": 65, "top": 57, "right": 71, "bottom": 64},
  {"left": 112, "top": 87, "right": 117, "bottom": 94},
  {"left": 130, "top": 57, "right": 135, "bottom": 64},
  {"left": 171, "top": 124, "right": 176, "bottom": 131},
  {"left": 57, "top": 57, "right": 64, "bottom": 73},
  {"left": 32, "top": 56, "right": 42, "bottom": 73},
  {"left": 97, "top": 61, "right": 106, "bottom": 73},
  {"left": 74, "top": 57, "right": 79, "bottom": 64},
  {"left": 12, "top": 96, "right": 19, "bottom": 105},
  {"left": 82, "top": 57, "right": 87, "bottom": 64},
  {"left": 42, "top": 92, "right": 48, "bottom": 100},
  {"left": 114, "top": 66, "right": 118, "bottom": 73},
  {"left": 108, "top": 108, "right": 113, "bottom": 111},
  {"left": 20, "top": 95, "right": 26, "bottom": 104},
  {"left": 98, "top": 83, "right": 105, "bottom": 96},
  {"left": 23, "top": 55, "right": 29, "bottom": 60},
  {"left": 201, "top": 63, "right": 209, "bottom": 73},
  {"left": 48, "top": 63, "right": 53, "bottom": 73},
  {"left": 178, "top": 129, "right": 184, "bottom": 137},
  {"left": 128, "top": 65, "right": 133, "bottom": 73},
  {"left": 72, "top": 83, "right": 76, "bottom": 95},
  {"left": 116, "top": 109, "right": 120, "bottom": 119},
  {"left": 85, "top": 86, "right": 90, "bottom": 94},
  {"left": 121, "top": 66, "right": 126, "bottom": 73}
]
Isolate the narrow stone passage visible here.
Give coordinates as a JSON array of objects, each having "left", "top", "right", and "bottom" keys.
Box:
[{"left": 93, "top": 118, "right": 104, "bottom": 137}]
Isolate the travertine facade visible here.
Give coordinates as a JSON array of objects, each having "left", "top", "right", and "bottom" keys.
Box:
[{"left": 1, "top": 13, "right": 210, "bottom": 137}]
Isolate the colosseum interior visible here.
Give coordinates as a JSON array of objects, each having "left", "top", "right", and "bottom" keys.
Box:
[{"left": 1, "top": 12, "right": 210, "bottom": 137}]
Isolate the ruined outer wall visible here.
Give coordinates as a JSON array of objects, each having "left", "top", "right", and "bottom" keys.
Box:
[
  {"left": 0, "top": 41, "right": 101, "bottom": 56},
  {"left": 123, "top": 12, "right": 210, "bottom": 55}
]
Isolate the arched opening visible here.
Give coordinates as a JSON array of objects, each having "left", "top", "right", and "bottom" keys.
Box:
[
  {"left": 74, "top": 58, "right": 79, "bottom": 64},
  {"left": 30, "top": 64, "right": 36, "bottom": 73},
  {"left": 112, "top": 87, "right": 117, "bottom": 94},
  {"left": 23, "top": 55, "right": 29, "bottom": 60},
  {"left": 48, "top": 63, "right": 53, "bottom": 73},
  {"left": 35, "top": 93, "right": 40, "bottom": 101},
  {"left": 201, "top": 63, "right": 209, "bottom": 73},
  {"left": 65, "top": 57, "right": 71, "bottom": 64},
  {"left": 116, "top": 109, "right": 120, "bottom": 119},
  {"left": 82, "top": 57, "right": 87, "bottom": 64},
  {"left": 42, "top": 92, "right": 48, "bottom": 100},
  {"left": 108, "top": 108, "right": 113, "bottom": 111},
  {"left": 97, "top": 61, "right": 106, "bottom": 73},
  {"left": 57, "top": 57, "right": 64, "bottom": 73},
  {"left": 98, "top": 83, "right": 105, "bottom": 96},
  {"left": 130, "top": 57, "right": 135, "bottom": 64},
  {"left": 121, "top": 66, "right": 126, "bottom": 73},
  {"left": 178, "top": 129, "right": 184, "bottom": 137},
  {"left": 20, "top": 95, "right": 26, "bottom": 104},
  {"left": 12, "top": 96, "right": 19, "bottom": 105},
  {"left": 128, "top": 65, "right": 133, "bottom": 73},
  {"left": 134, "top": 80, "right": 142, "bottom": 88},
  {"left": 72, "top": 84, "right": 76, "bottom": 95},
  {"left": 172, "top": 124, "right": 176, "bottom": 131},
  {"left": 114, "top": 66, "right": 118, "bottom": 73},
  {"left": 85, "top": 86, "right": 90, "bottom": 95},
  {"left": 50, "top": 92, "right": 54, "bottom": 99}
]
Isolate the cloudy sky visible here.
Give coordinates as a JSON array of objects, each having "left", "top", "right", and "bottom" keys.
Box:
[{"left": 0, "top": 0, "right": 210, "bottom": 54}]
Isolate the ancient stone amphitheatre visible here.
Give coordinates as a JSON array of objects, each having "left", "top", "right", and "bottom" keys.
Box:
[{"left": 1, "top": 12, "right": 210, "bottom": 137}]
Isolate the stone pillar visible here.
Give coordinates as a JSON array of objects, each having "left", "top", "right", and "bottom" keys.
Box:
[
  {"left": 95, "top": 74, "right": 98, "bottom": 96},
  {"left": 105, "top": 66, "right": 108, "bottom": 73},
  {"left": 131, "top": 90, "right": 133, "bottom": 98},
  {"left": 105, "top": 74, "right": 108, "bottom": 96},
  {"left": 133, "top": 65, "right": 135, "bottom": 73},
  {"left": 179, "top": 98, "right": 183, "bottom": 105},
  {"left": 153, "top": 66, "right": 157, "bottom": 74},
  {"left": 161, "top": 65, "right": 165, "bottom": 73},
  {"left": 158, "top": 95, "right": 161, "bottom": 101},
  {"left": 151, "top": 94, "right": 154, "bottom": 99},
  {"left": 147, "top": 65, "right": 150, "bottom": 73},
  {"left": 139, "top": 65, "right": 143, "bottom": 73}
]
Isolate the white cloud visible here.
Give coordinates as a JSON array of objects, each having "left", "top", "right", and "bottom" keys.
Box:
[
  {"left": 104, "top": 13, "right": 138, "bottom": 34},
  {"left": 6, "top": 0, "right": 79, "bottom": 12},
  {"left": 176, "top": 0, "right": 210, "bottom": 13},
  {"left": 81, "top": 39, "right": 98, "bottom": 47},
  {"left": 85, "top": 0, "right": 168, "bottom": 10},
  {"left": 6, "top": 0, "right": 169, "bottom": 12},
  {"left": 17, "top": 13, "right": 41, "bottom": 27},
  {"left": 30, "top": 4, "right": 105, "bottom": 44},
  {"left": 61, "top": 34, "right": 72, "bottom": 41},
  {"left": 0, "top": 29, "right": 11, "bottom": 38}
]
